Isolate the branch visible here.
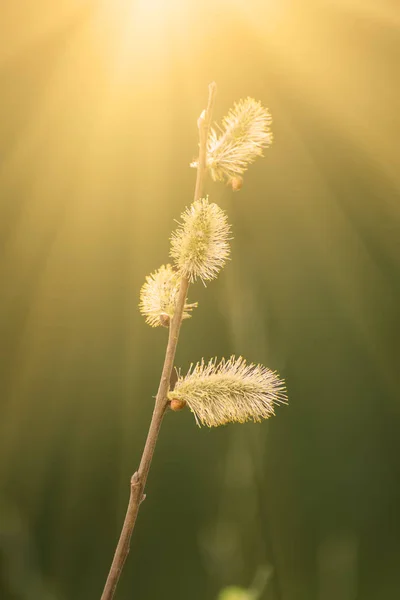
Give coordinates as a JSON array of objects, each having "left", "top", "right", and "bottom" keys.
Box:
[{"left": 100, "top": 82, "right": 217, "bottom": 600}]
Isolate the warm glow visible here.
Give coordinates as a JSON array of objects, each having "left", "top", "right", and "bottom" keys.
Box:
[{"left": 0, "top": 1, "right": 398, "bottom": 594}]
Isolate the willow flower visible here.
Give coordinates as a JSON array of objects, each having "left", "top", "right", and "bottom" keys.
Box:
[
  {"left": 139, "top": 264, "right": 197, "bottom": 327},
  {"left": 168, "top": 356, "right": 287, "bottom": 427},
  {"left": 170, "top": 197, "right": 231, "bottom": 283},
  {"left": 191, "top": 97, "right": 273, "bottom": 184}
]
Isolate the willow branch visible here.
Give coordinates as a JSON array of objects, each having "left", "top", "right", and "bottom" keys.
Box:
[{"left": 100, "top": 81, "right": 217, "bottom": 600}]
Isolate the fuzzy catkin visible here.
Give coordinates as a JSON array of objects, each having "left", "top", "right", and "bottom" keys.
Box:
[
  {"left": 139, "top": 264, "right": 197, "bottom": 327},
  {"left": 170, "top": 198, "right": 231, "bottom": 283},
  {"left": 191, "top": 97, "right": 273, "bottom": 183},
  {"left": 169, "top": 356, "right": 287, "bottom": 427}
]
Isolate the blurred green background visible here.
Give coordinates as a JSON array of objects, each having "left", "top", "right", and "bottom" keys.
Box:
[{"left": 0, "top": 1, "right": 399, "bottom": 599}]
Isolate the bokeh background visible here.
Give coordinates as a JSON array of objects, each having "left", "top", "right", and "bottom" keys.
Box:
[{"left": 1, "top": 1, "right": 399, "bottom": 599}]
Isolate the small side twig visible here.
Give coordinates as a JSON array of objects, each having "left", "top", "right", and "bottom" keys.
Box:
[{"left": 100, "top": 82, "right": 217, "bottom": 600}]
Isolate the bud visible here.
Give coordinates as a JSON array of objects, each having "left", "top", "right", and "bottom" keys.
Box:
[
  {"left": 170, "top": 198, "right": 231, "bottom": 283},
  {"left": 169, "top": 398, "right": 187, "bottom": 412},
  {"left": 158, "top": 313, "right": 170, "bottom": 328},
  {"left": 139, "top": 264, "right": 197, "bottom": 328},
  {"left": 230, "top": 175, "right": 243, "bottom": 191},
  {"left": 168, "top": 356, "right": 287, "bottom": 428}
]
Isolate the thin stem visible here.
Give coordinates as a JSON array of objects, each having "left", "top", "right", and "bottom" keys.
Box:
[
  {"left": 194, "top": 81, "right": 217, "bottom": 203},
  {"left": 100, "top": 82, "right": 217, "bottom": 600}
]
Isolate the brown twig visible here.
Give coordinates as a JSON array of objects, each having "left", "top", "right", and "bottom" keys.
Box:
[{"left": 100, "top": 82, "right": 217, "bottom": 600}]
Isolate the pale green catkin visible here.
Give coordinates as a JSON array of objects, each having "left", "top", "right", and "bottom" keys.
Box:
[
  {"left": 139, "top": 264, "right": 197, "bottom": 327},
  {"left": 191, "top": 97, "right": 273, "bottom": 183},
  {"left": 168, "top": 356, "right": 287, "bottom": 427},
  {"left": 170, "top": 197, "right": 231, "bottom": 283}
]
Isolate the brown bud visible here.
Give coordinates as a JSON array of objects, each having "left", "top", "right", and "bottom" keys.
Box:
[
  {"left": 230, "top": 176, "right": 243, "bottom": 192},
  {"left": 159, "top": 313, "right": 170, "bottom": 327},
  {"left": 169, "top": 398, "right": 187, "bottom": 412}
]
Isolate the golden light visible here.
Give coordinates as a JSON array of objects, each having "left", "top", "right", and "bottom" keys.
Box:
[{"left": 0, "top": 3, "right": 398, "bottom": 594}]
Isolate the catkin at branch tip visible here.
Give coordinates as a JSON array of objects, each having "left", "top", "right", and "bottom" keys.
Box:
[{"left": 191, "top": 97, "right": 273, "bottom": 184}]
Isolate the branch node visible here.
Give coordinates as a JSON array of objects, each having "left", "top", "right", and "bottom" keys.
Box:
[{"left": 131, "top": 472, "right": 140, "bottom": 486}]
